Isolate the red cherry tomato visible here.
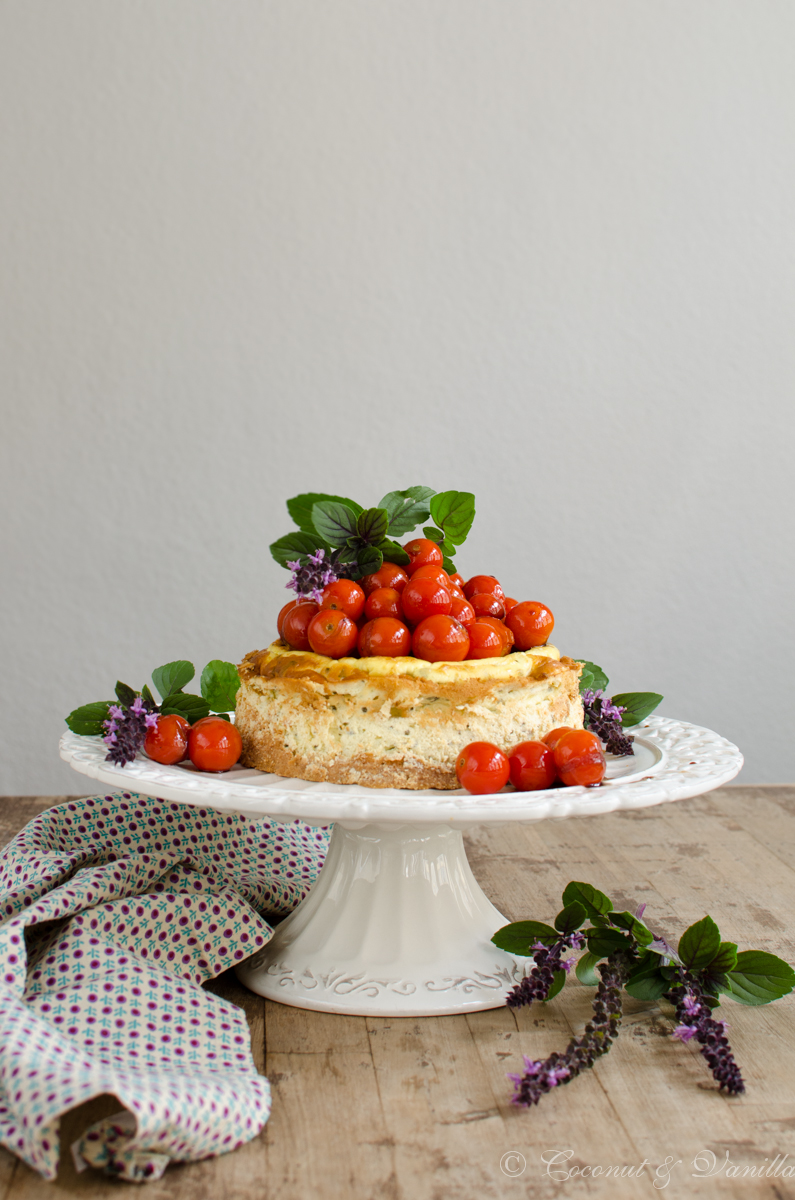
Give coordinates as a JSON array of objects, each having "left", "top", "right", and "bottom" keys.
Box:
[
  {"left": 544, "top": 726, "right": 574, "bottom": 751},
  {"left": 463, "top": 575, "right": 505, "bottom": 602},
  {"left": 402, "top": 578, "right": 453, "bottom": 624},
  {"left": 403, "top": 538, "right": 443, "bottom": 574},
  {"left": 448, "top": 572, "right": 465, "bottom": 588},
  {"left": 365, "top": 587, "right": 403, "bottom": 621},
  {"left": 476, "top": 616, "right": 514, "bottom": 655},
  {"left": 358, "top": 617, "right": 411, "bottom": 657},
  {"left": 307, "top": 609, "right": 359, "bottom": 658},
  {"left": 409, "top": 564, "right": 451, "bottom": 589},
  {"left": 144, "top": 714, "right": 190, "bottom": 765},
  {"left": 455, "top": 742, "right": 510, "bottom": 794},
  {"left": 508, "top": 741, "right": 557, "bottom": 791},
  {"left": 360, "top": 563, "right": 410, "bottom": 595},
  {"left": 503, "top": 596, "right": 519, "bottom": 613},
  {"left": 553, "top": 729, "right": 606, "bottom": 787},
  {"left": 188, "top": 716, "right": 243, "bottom": 773},
  {"left": 277, "top": 598, "right": 301, "bottom": 639},
  {"left": 281, "top": 601, "right": 320, "bottom": 651},
  {"left": 506, "top": 601, "right": 555, "bottom": 649},
  {"left": 466, "top": 619, "right": 505, "bottom": 659},
  {"left": 412, "top": 615, "right": 470, "bottom": 662},
  {"left": 320, "top": 579, "right": 365, "bottom": 622},
  {"left": 470, "top": 593, "right": 506, "bottom": 620},
  {"left": 450, "top": 596, "right": 476, "bottom": 626}
]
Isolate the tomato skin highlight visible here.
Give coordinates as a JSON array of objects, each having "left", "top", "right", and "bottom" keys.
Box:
[
  {"left": 553, "top": 729, "right": 606, "bottom": 787},
  {"left": 403, "top": 538, "right": 443, "bottom": 575},
  {"left": 402, "top": 578, "right": 453, "bottom": 624},
  {"left": 506, "top": 601, "right": 555, "bottom": 649},
  {"left": 144, "top": 714, "right": 190, "bottom": 765},
  {"left": 476, "top": 616, "right": 514, "bottom": 655},
  {"left": 544, "top": 726, "right": 574, "bottom": 752},
  {"left": 188, "top": 716, "right": 243, "bottom": 773},
  {"left": 409, "top": 565, "right": 451, "bottom": 590},
  {"left": 465, "top": 619, "right": 504, "bottom": 659},
  {"left": 360, "top": 563, "right": 409, "bottom": 595},
  {"left": 463, "top": 575, "right": 505, "bottom": 602},
  {"left": 364, "top": 587, "right": 403, "bottom": 621},
  {"left": 455, "top": 742, "right": 510, "bottom": 794},
  {"left": 277, "top": 599, "right": 300, "bottom": 640},
  {"left": 508, "top": 741, "right": 557, "bottom": 791},
  {"left": 411, "top": 615, "right": 470, "bottom": 663},
  {"left": 320, "top": 579, "right": 365, "bottom": 622},
  {"left": 281, "top": 601, "right": 320, "bottom": 651},
  {"left": 450, "top": 596, "right": 476, "bottom": 626},
  {"left": 358, "top": 617, "right": 411, "bottom": 657},
  {"left": 307, "top": 609, "right": 359, "bottom": 658},
  {"left": 470, "top": 593, "right": 506, "bottom": 620}
]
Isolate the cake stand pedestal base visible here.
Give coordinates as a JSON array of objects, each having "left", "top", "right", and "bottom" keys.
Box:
[{"left": 236, "top": 822, "right": 530, "bottom": 1017}]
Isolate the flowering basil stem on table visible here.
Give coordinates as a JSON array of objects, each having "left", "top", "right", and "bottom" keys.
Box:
[{"left": 493, "top": 882, "right": 795, "bottom": 1106}]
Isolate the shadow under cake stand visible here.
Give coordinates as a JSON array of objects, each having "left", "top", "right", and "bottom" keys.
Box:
[{"left": 60, "top": 717, "right": 742, "bottom": 1018}]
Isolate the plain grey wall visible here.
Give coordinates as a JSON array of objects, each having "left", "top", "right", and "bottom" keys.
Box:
[{"left": 1, "top": 2, "right": 793, "bottom": 794}]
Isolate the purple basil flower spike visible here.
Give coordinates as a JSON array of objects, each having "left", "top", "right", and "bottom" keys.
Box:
[
  {"left": 582, "top": 690, "right": 635, "bottom": 757},
  {"left": 286, "top": 547, "right": 345, "bottom": 602}
]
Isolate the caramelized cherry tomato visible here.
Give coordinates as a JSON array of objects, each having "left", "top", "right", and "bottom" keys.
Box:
[
  {"left": 409, "top": 564, "right": 451, "bottom": 589},
  {"left": 465, "top": 619, "right": 505, "bottom": 659},
  {"left": 144, "top": 714, "right": 190, "bottom": 765},
  {"left": 403, "top": 538, "right": 443, "bottom": 574},
  {"left": 281, "top": 601, "right": 320, "bottom": 651},
  {"left": 470, "top": 593, "right": 505, "bottom": 620},
  {"left": 544, "top": 726, "right": 574, "bottom": 751},
  {"left": 358, "top": 617, "right": 411, "bottom": 657},
  {"left": 320, "top": 579, "right": 365, "bottom": 622},
  {"left": 506, "top": 601, "right": 555, "bottom": 649},
  {"left": 360, "top": 563, "right": 409, "bottom": 595},
  {"left": 188, "top": 716, "right": 243, "bottom": 773},
  {"left": 463, "top": 575, "right": 505, "bottom": 602},
  {"left": 448, "top": 572, "right": 465, "bottom": 589},
  {"left": 412, "top": 615, "right": 470, "bottom": 662},
  {"left": 402, "top": 577, "right": 453, "bottom": 624},
  {"left": 455, "top": 742, "right": 510, "bottom": 794},
  {"left": 365, "top": 587, "right": 403, "bottom": 621},
  {"left": 450, "top": 595, "right": 476, "bottom": 626},
  {"left": 553, "top": 729, "right": 606, "bottom": 787},
  {"left": 476, "top": 616, "right": 514, "bottom": 655},
  {"left": 307, "top": 609, "right": 359, "bottom": 658},
  {"left": 508, "top": 741, "right": 557, "bottom": 791},
  {"left": 503, "top": 596, "right": 519, "bottom": 613},
  {"left": 277, "top": 598, "right": 301, "bottom": 639}
]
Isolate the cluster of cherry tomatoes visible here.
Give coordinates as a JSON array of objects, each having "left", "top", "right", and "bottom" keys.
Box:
[
  {"left": 143, "top": 713, "right": 243, "bottom": 773},
  {"left": 278, "top": 537, "right": 555, "bottom": 663},
  {"left": 455, "top": 727, "right": 606, "bottom": 794}
]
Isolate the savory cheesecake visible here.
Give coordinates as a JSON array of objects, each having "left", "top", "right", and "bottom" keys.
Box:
[{"left": 236, "top": 641, "right": 583, "bottom": 790}]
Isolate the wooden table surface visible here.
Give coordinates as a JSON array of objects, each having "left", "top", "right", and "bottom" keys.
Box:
[{"left": 1, "top": 787, "right": 794, "bottom": 1200}]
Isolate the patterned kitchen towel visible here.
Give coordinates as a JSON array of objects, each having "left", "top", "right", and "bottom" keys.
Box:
[{"left": 0, "top": 792, "right": 329, "bottom": 1182}]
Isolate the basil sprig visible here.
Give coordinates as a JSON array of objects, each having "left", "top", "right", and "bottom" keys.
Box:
[
  {"left": 271, "top": 486, "right": 476, "bottom": 580},
  {"left": 577, "top": 660, "right": 662, "bottom": 727},
  {"left": 65, "top": 658, "right": 241, "bottom": 735}
]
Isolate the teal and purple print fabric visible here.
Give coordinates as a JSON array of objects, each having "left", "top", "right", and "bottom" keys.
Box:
[{"left": 0, "top": 793, "right": 329, "bottom": 1182}]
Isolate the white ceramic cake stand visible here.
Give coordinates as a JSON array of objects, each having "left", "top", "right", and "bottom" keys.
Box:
[{"left": 60, "top": 717, "right": 742, "bottom": 1018}]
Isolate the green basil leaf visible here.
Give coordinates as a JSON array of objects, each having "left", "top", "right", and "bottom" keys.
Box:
[
  {"left": 354, "top": 545, "right": 383, "bottom": 578},
  {"left": 429, "top": 491, "right": 476, "bottom": 545},
  {"left": 357, "top": 507, "right": 389, "bottom": 545},
  {"left": 577, "top": 661, "right": 609, "bottom": 694},
  {"left": 612, "top": 692, "right": 664, "bottom": 727},
  {"left": 287, "top": 492, "right": 363, "bottom": 533},
  {"left": 336, "top": 543, "right": 360, "bottom": 564},
  {"left": 141, "top": 684, "right": 157, "bottom": 709},
  {"left": 491, "top": 921, "right": 558, "bottom": 955},
  {"left": 114, "top": 681, "right": 137, "bottom": 706},
  {"left": 378, "top": 539, "right": 411, "bottom": 566},
  {"left": 724, "top": 951, "right": 795, "bottom": 1006},
  {"left": 159, "top": 693, "right": 210, "bottom": 724},
  {"left": 442, "top": 555, "right": 457, "bottom": 574},
  {"left": 608, "top": 911, "right": 654, "bottom": 947},
  {"left": 270, "top": 530, "right": 331, "bottom": 569},
  {"left": 200, "top": 660, "right": 241, "bottom": 713},
  {"left": 378, "top": 486, "right": 436, "bottom": 537},
  {"left": 151, "top": 661, "right": 195, "bottom": 702},
  {"left": 65, "top": 701, "right": 114, "bottom": 736},
  {"left": 423, "top": 526, "right": 445, "bottom": 544},
  {"left": 575, "top": 951, "right": 601, "bottom": 985},
  {"left": 705, "top": 941, "right": 738, "bottom": 975},
  {"left": 562, "top": 881, "right": 613, "bottom": 920},
  {"left": 554, "top": 902, "right": 587, "bottom": 933},
  {"left": 678, "top": 916, "right": 721, "bottom": 970},
  {"left": 546, "top": 969, "right": 566, "bottom": 1001},
  {"left": 312, "top": 501, "right": 360, "bottom": 546},
  {"left": 586, "top": 928, "right": 631, "bottom": 958},
  {"left": 624, "top": 966, "right": 669, "bottom": 1001}
]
